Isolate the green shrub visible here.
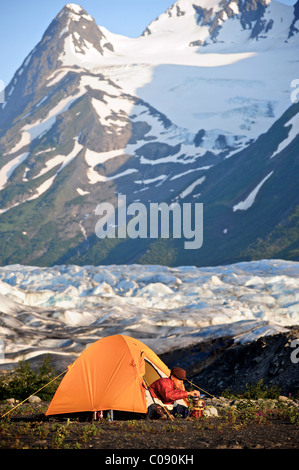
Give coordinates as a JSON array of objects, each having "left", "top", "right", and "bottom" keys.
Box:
[
  {"left": 222, "top": 379, "right": 282, "bottom": 400},
  {"left": 0, "top": 356, "right": 61, "bottom": 401},
  {"left": 242, "top": 379, "right": 281, "bottom": 400}
]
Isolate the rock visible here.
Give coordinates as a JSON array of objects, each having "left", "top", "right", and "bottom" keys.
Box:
[
  {"left": 218, "top": 397, "right": 230, "bottom": 406},
  {"left": 253, "top": 356, "right": 262, "bottom": 363},
  {"left": 204, "top": 406, "right": 218, "bottom": 418},
  {"left": 278, "top": 395, "right": 289, "bottom": 403},
  {"left": 6, "top": 398, "right": 15, "bottom": 404},
  {"left": 178, "top": 326, "right": 299, "bottom": 397},
  {"left": 28, "top": 395, "right": 41, "bottom": 403}
]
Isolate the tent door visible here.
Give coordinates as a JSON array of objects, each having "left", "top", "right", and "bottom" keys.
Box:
[{"left": 143, "top": 358, "right": 167, "bottom": 387}]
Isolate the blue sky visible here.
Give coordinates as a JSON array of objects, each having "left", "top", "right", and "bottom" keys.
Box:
[{"left": 0, "top": 0, "right": 297, "bottom": 89}]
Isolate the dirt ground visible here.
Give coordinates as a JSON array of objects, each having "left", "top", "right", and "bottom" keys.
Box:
[
  {"left": 47, "top": 417, "right": 298, "bottom": 450},
  {"left": 0, "top": 402, "right": 298, "bottom": 453}
]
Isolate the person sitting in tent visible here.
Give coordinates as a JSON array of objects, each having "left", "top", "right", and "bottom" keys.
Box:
[{"left": 147, "top": 366, "right": 200, "bottom": 419}]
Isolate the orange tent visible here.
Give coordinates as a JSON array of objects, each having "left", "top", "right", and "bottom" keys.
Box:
[{"left": 46, "top": 334, "right": 171, "bottom": 416}]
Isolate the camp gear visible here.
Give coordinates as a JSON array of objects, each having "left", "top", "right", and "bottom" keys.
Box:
[
  {"left": 190, "top": 396, "right": 205, "bottom": 418},
  {"left": 147, "top": 403, "right": 168, "bottom": 419}
]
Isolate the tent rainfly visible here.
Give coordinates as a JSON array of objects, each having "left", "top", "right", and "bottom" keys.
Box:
[{"left": 46, "top": 334, "right": 174, "bottom": 416}]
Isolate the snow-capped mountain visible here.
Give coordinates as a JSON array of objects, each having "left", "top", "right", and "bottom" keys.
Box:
[
  {"left": 0, "top": 4, "right": 114, "bottom": 122},
  {"left": 0, "top": 1, "right": 298, "bottom": 267},
  {"left": 143, "top": 0, "right": 297, "bottom": 47}
]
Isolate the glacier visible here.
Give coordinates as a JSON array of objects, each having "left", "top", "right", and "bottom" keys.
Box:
[{"left": 0, "top": 259, "right": 298, "bottom": 369}]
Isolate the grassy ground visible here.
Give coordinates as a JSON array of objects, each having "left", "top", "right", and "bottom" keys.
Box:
[{"left": 0, "top": 397, "right": 298, "bottom": 451}]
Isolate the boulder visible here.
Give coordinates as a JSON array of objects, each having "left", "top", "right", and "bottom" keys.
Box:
[
  {"left": 203, "top": 406, "right": 218, "bottom": 418},
  {"left": 28, "top": 395, "right": 42, "bottom": 403}
]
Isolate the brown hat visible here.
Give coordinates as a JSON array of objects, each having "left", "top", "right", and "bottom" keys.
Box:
[{"left": 170, "top": 367, "right": 187, "bottom": 381}]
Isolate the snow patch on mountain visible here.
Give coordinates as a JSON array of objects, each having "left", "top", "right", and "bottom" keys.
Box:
[
  {"left": 233, "top": 171, "right": 274, "bottom": 211},
  {"left": 0, "top": 152, "right": 29, "bottom": 192},
  {"left": 0, "top": 138, "right": 83, "bottom": 214}
]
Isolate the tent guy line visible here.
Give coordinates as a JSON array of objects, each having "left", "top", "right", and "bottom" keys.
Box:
[{"left": 0, "top": 369, "right": 67, "bottom": 420}]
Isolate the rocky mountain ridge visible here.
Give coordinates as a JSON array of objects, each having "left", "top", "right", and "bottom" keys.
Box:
[{"left": 162, "top": 326, "right": 299, "bottom": 395}]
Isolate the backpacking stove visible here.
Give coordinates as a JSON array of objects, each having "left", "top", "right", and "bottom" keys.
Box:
[{"left": 190, "top": 397, "right": 205, "bottom": 418}]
